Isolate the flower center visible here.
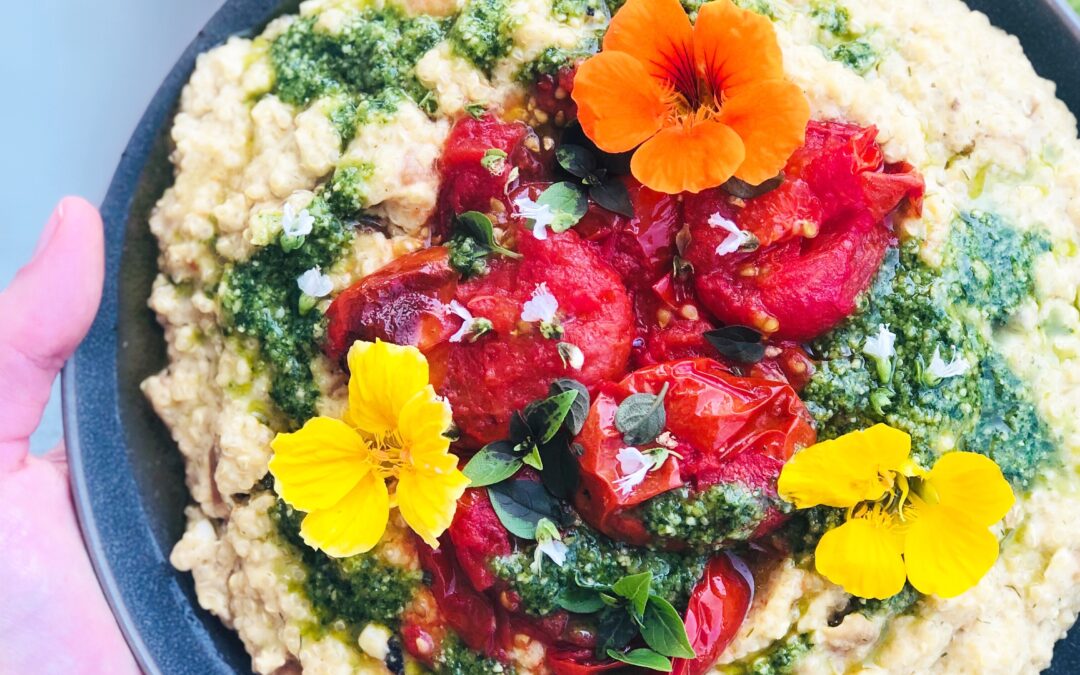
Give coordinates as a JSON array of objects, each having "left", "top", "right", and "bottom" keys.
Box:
[{"left": 366, "top": 429, "right": 408, "bottom": 479}]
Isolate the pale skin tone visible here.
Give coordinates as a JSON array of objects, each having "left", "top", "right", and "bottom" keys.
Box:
[{"left": 0, "top": 198, "right": 137, "bottom": 673}]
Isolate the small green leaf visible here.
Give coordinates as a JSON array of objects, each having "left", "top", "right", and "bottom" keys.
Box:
[
  {"left": 704, "top": 325, "right": 766, "bottom": 364},
  {"left": 606, "top": 648, "right": 672, "bottom": 672},
  {"left": 612, "top": 571, "right": 652, "bottom": 618},
  {"left": 537, "top": 182, "right": 588, "bottom": 233},
  {"left": 722, "top": 172, "right": 785, "bottom": 199},
  {"left": 480, "top": 148, "right": 508, "bottom": 174},
  {"left": 555, "top": 144, "right": 598, "bottom": 179},
  {"left": 590, "top": 179, "right": 634, "bottom": 218},
  {"left": 465, "top": 102, "right": 487, "bottom": 119},
  {"left": 457, "top": 211, "right": 521, "bottom": 259},
  {"left": 640, "top": 595, "right": 696, "bottom": 659},
  {"left": 614, "top": 382, "right": 669, "bottom": 446},
  {"left": 549, "top": 378, "right": 590, "bottom": 435},
  {"left": 595, "top": 607, "right": 639, "bottom": 660},
  {"left": 462, "top": 441, "right": 522, "bottom": 487},
  {"left": 525, "top": 389, "right": 579, "bottom": 444},
  {"left": 537, "top": 435, "right": 580, "bottom": 500},
  {"left": 522, "top": 446, "right": 544, "bottom": 470},
  {"left": 557, "top": 584, "right": 606, "bottom": 614},
  {"left": 487, "top": 480, "right": 563, "bottom": 539}
]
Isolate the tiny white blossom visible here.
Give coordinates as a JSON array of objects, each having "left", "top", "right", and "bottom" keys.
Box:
[
  {"left": 282, "top": 203, "right": 315, "bottom": 238},
  {"left": 655, "top": 431, "right": 679, "bottom": 450},
  {"left": 515, "top": 195, "right": 556, "bottom": 241},
  {"left": 559, "top": 342, "right": 585, "bottom": 370},
  {"left": 521, "top": 283, "right": 559, "bottom": 324},
  {"left": 535, "top": 539, "right": 569, "bottom": 570},
  {"left": 448, "top": 301, "right": 477, "bottom": 343},
  {"left": 863, "top": 324, "right": 897, "bottom": 362},
  {"left": 297, "top": 267, "right": 333, "bottom": 298},
  {"left": 530, "top": 519, "right": 568, "bottom": 577},
  {"left": 927, "top": 347, "right": 970, "bottom": 381},
  {"left": 613, "top": 447, "right": 652, "bottom": 496},
  {"left": 709, "top": 212, "right": 754, "bottom": 256}
]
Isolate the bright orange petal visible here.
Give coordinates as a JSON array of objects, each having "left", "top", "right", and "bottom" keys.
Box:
[
  {"left": 630, "top": 119, "right": 745, "bottom": 194},
  {"left": 573, "top": 51, "right": 667, "bottom": 153},
  {"left": 719, "top": 79, "right": 810, "bottom": 185},
  {"left": 603, "top": 0, "right": 694, "bottom": 87},
  {"left": 693, "top": 0, "right": 785, "bottom": 95}
]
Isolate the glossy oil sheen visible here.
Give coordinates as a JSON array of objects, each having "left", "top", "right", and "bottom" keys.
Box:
[{"left": 63, "top": 1, "right": 1080, "bottom": 673}]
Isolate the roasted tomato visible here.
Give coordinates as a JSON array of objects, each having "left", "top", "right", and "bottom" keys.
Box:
[
  {"left": 428, "top": 225, "right": 634, "bottom": 447},
  {"left": 574, "top": 358, "right": 816, "bottom": 546},
  {"left": 531, "top": 65, "right": 579, "bottom": 127},
  {"left": 413, "top": 539, "right": 501, "bottom": 659},
  {"left": 685, "top": 121, "right": 924, "bottom": 341},
  {"left": 672, "top": 554, "right": 755, "bottom": 675},
  {"left": 323, "top": 246, "right": 457, "bottom": 362},
  {"left": 433, "top": 114, "right": 550, "bottom": 241},
  {"left": 447, "top": 488, "right": 512, "bottom": 593}
]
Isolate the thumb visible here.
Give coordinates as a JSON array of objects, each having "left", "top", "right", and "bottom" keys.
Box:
[{"left": 0, "top": 197, "right": 104, "bottom": 473}]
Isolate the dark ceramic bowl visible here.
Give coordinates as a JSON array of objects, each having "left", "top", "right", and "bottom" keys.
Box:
[{"left": 63, "top": 1, "right": 1080, "bottom": 673}]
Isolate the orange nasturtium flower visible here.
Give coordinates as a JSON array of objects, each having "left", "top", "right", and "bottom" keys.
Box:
[
  {"left": 269, "top": 340, "right": 469, "bottom": 557},
  {"left": 572, "top": 0, "right": 811, "bottom": 194}
]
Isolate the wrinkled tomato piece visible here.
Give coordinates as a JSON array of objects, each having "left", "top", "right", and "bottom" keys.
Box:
[
  {"left": 547, "top": 650, "right": 625, "bottom": 674},
  {"left": 323, "top": 246, "right": 457, "bottom": 362},
  {"left": 531, "top": 65, "right": 579, "bottom": 127},
  {"left": 574, "top": 358, "right": 816, "bottom": 546},
  {"left": 428, "top": 225, "right": 634, "bottom": 447},
  {"left": 672, "top": 554, "right": 755, "bottom": 675},
  {"left": 414, "top": 539, "right": 501, "bottom": 659},
  {"left": 433, "top": 114, "right": 550, "bottom": 241},
  {"left": 447, "top": 488, "right": 512, "bottom": 593},
  {"left": 686, "top": 121, "right": 924, "bottom": 341}
]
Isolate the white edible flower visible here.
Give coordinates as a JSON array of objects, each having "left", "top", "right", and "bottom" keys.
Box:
[
  {"left": 927, "top": 346, "right": 970, "bottom": 381},
  {"left": 558, "top": 342, "right": 585, "bottom": 370},
  {"left": 708, "top": 212, "right": 755, "bottom": 256},
  {"left": 515, "top": 195, "right": 556, "bottom": 241},
  {"left": 281, "top": 203, "right": 315, "bottom": 238},
  {"left": 297, "top": 267, "right": 333, "bottom": 298},
  {"left": 521, "top": 283, "right": 559, "bottom": 324},
  {"left": 862, "top": 324, "right": 897, "bottom": 362},
  {"left": 448, "top": 301, "right": 477, "bottom": 343},
  {"left": 531, "top": 518, "right": 568, "bottom": 578},
  {"left": 613, "top": 446, "right": 652, "bottom": 496}
]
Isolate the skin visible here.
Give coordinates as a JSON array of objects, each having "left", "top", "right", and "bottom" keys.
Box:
[{"left": 0, "top": 198, "right": 137, "bottom": 673}]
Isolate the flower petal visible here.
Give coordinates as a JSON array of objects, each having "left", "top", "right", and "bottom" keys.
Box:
[
  {"left": 777, "top": 424, "right": 912, "bottom": 509},
  {"left": 346, "top": 339, "right": 430, "bottom": 434},
  {"left": 269, "top": 417, "right": 371, "bottom": 512},
  {"left": 693, "top": 0, "right": 785, "bottom": 95},
  {"left": 815, "top": 512, "right": 907, "bottom": 600},
  {"left": 573, "top": 51, "right": 668, "bottom": 154},
  {"left": 630, "top": 120, "right": 745, "bottom": 194},
  {"left": 904, "top": 501, "right": 999, "bottom": 598},
  {"left": 300, "top": 471, "right": 390, "bottom": 558},
  {"left": 718, "top": 80, "right": 810, "bottom": 186},
  {"left": 925, "top": 452, "right": 1014, "bottom": 527},
  {"left": 399, "top": 387, "right": 455, "bottom": 468},
  {"left": 602, "top": 0, "right": 694, "bottom": 87},
  {"left": 396, "top": 465, "right": 471, "bottom": 548}
]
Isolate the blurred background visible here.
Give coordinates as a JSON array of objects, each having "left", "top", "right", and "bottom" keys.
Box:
[{"left": 0, "top": 1, "right": 221, "bottom": 454}]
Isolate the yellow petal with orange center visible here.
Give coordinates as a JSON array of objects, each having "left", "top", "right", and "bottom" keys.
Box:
[
  {"left": 299, "top": 471, "right": 390, "bottom": 558},
  {"left": 398, "top": 386, "right": 455, "bottom": 467},
  {"left": 630, "top": 119, "right": 745, "bottom": 194},
  {"left": 602, "top": 0, "right": 694, "bottom": 86},
  {"left": 815, "top": 509, "right": 907, "bottom": 600},
  {"left": 396, "top": 464, "right": 471, "bottom": 549},
  {"left": 903, "top": 500, "right": 999, "bottom": 598},
  {"left": 346, "top": 339, "right": 430, "bottom": 434},
  {"left": 573, "top": 51, "right": 668, "bottom": 154},
  {"left": 692, "top": 0, "right": 786, "bottom": 94},
  {"left": 269, "top": 417, "right": 371, "bottom": 512},
  {"left": 777, "top": 424, "right": 912, "bottom": 509},
  {"left": 924, "top": 452, "right": 1015, "bottom": 527},
  {"left": 719, "top": 79, "right": 810, "bottom": 186}
]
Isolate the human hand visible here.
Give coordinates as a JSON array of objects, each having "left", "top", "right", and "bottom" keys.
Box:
[{"left": 0, "top": 198, "right": 138, "bottom": 674}]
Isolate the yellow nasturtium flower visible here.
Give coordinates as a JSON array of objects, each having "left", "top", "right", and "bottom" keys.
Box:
[
  {"left": 269, "top": 340, "right": 470, "bottom": 557},
  {"left": 778, "top": 424, "right": 1015, "bottom": 600}
]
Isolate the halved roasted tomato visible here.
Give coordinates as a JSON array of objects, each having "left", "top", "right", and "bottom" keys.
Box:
[
  {"left": 672, "top": 554, "right": 755, "bottom": 675},
  {"left": 574, "top": 358, "right": 816, "bottom": 546}
]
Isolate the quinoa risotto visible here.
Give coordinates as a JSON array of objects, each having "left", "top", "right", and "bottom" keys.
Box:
[{"left": 143, "top": 0, "right": 1080, "bottom": 672}]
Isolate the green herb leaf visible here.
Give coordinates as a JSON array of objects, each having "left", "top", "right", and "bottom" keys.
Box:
[
  {"left": 640, "top": 595, "right": 696, "bottom": 659},
  {"left": 614, "top": 382, "right": 669, "bottom": 445},
  {"left": 537, "top": 434, "right": 580, "bottom": 500},
  {"left": 722, "top": 172, "right": 785, "bottom": 200},
  {"left": 548, "top": 379, "right": 590, "bottom": 435},
  {"left": 704, "top": 325, "right": 766, "bottom": 364},
  {"left": 522, "top": 446, "right": 545, "bottom": 471},
  {"left": 606, "top": 648, "right": 673, "bottom": 672},
  {"left": 589, "top": 179, "right": 634, "bottom": 218},
  {"left": 595, "top": 607, "right": 639, "bottom": 660},
  {"left": 480, "top": 148, "right": 508, "bottom": 174},
  {"left": 612, "top": 571, "right": 652, "bottom": 619},
  {"left": 537, "top": 182, "right": 588, "bottom": 233},
  {"left": 487, "top": 479, "right": 564, "bottom": 539},
  {"left": 525, "top": 389, "right": 580, "bottom": 444},
  {"left": 456, "top": 211, "right": 521, "bottom": 259},
  {"left": 465, "top": 102, "right": 487, "bottom": 119},
  {"left": 462, "top": 441, "right": 522, "bottom": 487},
  {"left": 557, "top": 584, "right": 606, "bottom": 614},
  {"left": 555, "top": 144, "right": 598, "bottom": 179}
]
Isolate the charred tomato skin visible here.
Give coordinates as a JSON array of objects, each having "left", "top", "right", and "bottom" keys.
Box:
[{"left": 574, "top": 358, "right": 816, "bottom": 546}]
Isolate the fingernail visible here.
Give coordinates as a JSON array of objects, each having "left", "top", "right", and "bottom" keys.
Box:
[{"left": 32, "top": 199, "right": 67, "bottom": 258}]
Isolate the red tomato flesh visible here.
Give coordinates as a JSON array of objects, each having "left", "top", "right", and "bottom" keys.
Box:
[{"left": 672, "top": 553, "right": 755, "bottom": 675}]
